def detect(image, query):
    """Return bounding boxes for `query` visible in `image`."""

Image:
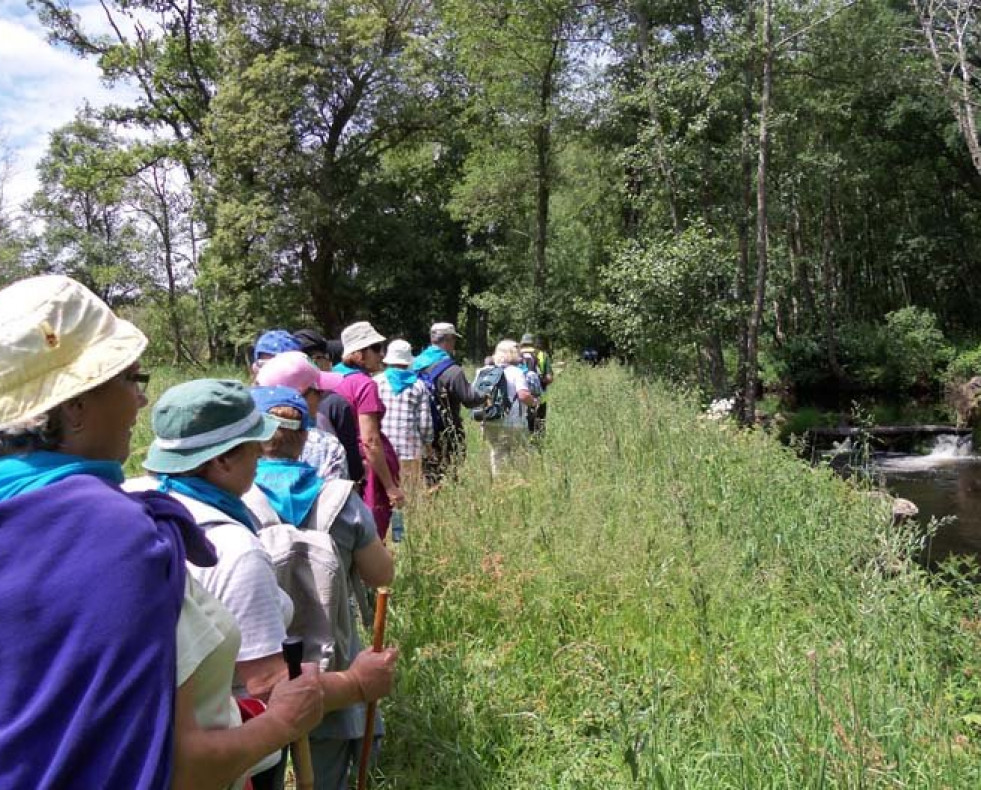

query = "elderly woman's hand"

[348,647,399,702]
[264,663,324,741]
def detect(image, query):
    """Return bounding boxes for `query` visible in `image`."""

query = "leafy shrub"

[880,306,953,391]
[946,346,981,383]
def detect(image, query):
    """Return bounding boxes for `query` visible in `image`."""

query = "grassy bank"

[378,364,981,788]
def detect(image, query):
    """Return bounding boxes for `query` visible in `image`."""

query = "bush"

[881,306,953,391]
[946,346,981,383]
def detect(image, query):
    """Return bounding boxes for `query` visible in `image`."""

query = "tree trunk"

[735,6,757,421]
[533,46,555,331]
[744,0,773,425]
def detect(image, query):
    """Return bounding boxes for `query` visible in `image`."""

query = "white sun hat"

[0,275,148,427]
[382,339,414,367]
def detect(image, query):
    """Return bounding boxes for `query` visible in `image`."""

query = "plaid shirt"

[300,426,349,481]
[374,374,433,460]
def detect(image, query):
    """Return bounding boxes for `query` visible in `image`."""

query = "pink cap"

[254,351,341,393]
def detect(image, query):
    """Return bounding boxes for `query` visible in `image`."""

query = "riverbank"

[380,364,981,787]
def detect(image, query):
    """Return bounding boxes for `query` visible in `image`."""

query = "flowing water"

[876,434,981,563]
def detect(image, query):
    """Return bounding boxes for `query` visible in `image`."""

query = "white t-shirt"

[500,365,529,427]
[177,574,242,730]
[177,575,279,788]
[125,477,293,668]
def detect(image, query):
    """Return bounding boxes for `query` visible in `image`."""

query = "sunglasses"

[123,370,152,394]
[367,343,384,354]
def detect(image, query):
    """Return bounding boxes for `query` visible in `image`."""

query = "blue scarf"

[411,345,451,373]
[332,363,362,377]
[156,474,257,534]
[0,451,124,501]
[384,367,418,396]
[253,458,323,526]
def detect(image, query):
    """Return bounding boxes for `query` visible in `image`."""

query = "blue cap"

[250,385,311,429]
[253,330,302,362]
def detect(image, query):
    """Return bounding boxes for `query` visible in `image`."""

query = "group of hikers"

[0,274,553,790]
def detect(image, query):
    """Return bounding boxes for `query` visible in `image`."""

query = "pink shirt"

[333,371,400,538]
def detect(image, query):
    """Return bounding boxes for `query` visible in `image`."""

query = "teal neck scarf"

[411,345,451,372]
[0,451,124,501]
[254,458,323,526]
[384,367,418,396]
[156,474,257,534]
[332,363,362,377]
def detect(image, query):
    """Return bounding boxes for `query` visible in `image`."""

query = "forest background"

[3,0,981,422]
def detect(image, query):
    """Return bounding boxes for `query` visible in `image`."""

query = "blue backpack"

[471,366,511,422]
[418,358,456,438]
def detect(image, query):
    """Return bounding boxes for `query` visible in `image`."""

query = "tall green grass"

[376,364,981,788]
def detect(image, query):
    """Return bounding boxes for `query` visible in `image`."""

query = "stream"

[876,435,981,564]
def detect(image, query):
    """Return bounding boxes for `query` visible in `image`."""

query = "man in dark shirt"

[293,328,365,484]
[412,321,485,482]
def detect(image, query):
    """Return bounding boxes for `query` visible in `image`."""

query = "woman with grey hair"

[482,339,538,477]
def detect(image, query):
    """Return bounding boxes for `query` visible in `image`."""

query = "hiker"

[254,350,348,481]
[251,330,304,379]
[482,339,538,477]
[333,321,405,539]
[519,333,554,434]
[411,321,484,482]
[375,339,433,491]
[243,386,395,790]
[132,379,398,789]
[0,275,206,788]
[293,329,364,484]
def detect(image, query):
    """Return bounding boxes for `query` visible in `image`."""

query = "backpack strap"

[306,479,355,533]
[425,357,456,385]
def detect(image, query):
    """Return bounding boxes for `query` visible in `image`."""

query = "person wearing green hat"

[130,379,398,790]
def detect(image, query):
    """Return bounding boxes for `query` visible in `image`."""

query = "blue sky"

[0,0,132,211]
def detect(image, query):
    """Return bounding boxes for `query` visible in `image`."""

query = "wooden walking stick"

[356,587,391,790]
[282,637,315,790]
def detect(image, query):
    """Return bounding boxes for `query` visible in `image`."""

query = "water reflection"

[878,449,981,563]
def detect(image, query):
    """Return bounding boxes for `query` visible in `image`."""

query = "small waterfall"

[927,434,974,458]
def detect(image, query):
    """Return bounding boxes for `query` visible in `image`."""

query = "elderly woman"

[243,386,394,789]
[332,322,405,538]
[0,276,324,790]
[133,379,398,789]
[482,339,537,478]
[374,339,433,491]
[0,275,194,788]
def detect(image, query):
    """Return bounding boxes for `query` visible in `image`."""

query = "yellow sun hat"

[0,275,148,427]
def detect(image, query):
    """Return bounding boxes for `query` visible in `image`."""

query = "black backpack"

[471,366,511,422]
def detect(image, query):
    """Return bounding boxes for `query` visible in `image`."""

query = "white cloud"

[0,1,140,212]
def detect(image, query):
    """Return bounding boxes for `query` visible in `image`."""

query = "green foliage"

[946,346,981,383]
[586,220,736,358]
[379,364,981,786]
[881,307,953,391]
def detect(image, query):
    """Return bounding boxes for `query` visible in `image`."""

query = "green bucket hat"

[144,379,278,474]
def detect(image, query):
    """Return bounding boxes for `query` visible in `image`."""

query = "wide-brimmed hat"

[520,332,536,346]
[144,379,278,474]
[254,351,341,393]
[253,330,302,362]
[0,275,147,427]
[382,339,414,367]
[430,321,461,341]
[250,385,311,430]
[341,321,386,357]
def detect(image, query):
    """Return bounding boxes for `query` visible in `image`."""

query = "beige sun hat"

[0,275,148,427]
[341,321,386,357]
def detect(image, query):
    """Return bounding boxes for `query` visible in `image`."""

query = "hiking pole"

[356,587,391,790]
[282,637,315,790]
